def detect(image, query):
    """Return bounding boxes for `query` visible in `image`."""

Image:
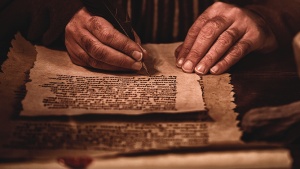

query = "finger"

[66,40,131,71]
[194,27,242,74]
[65,10,143,72]
[181,16,231,73]
[78,30,143,71]
[176,12,209,67]
[86,16,143,61]
[134,31,149,60]
[65,39,89,67]
[210,40,253,74]
[66,47,89,67]
[174,43,183,59]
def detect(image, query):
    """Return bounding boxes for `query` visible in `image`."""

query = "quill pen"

[82,0,150,75]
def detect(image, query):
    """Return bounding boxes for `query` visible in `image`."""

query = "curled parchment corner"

[241,101,300,143]
[0,32,37,116]
[293,32,300,78]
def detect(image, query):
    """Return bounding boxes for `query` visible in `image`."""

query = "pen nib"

[142,62,150,76]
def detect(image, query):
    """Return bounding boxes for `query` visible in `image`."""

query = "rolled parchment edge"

[293,32,300,78]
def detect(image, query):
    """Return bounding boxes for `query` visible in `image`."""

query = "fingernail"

[176,58,184,67]
[182,60,194,73]
[132,62,142,70]
[195,64,206,75]
[132,51,143,61]
[137,44,148,56]
[210,66,219,74]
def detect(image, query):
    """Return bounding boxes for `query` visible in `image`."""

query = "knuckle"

[218,36,231,46]
[227,40,252,61]
[226,28,240,37]
[80,35,94,52]
[69,54,86,66]
[199,13,209,21]
[220,58,231,68]
[203,53,215,65]
[88,58,100,68]
[248,27,264,44]
[76,51,88,62]
[219,28,240,46]
[225,6,244,18]
[200,25,216,39]
[187,25,201,38]
[80,35,108,60]
[88,17,118,40]
[195,13,210,27]
[88,16,114,39]
[99,27,114,41]
[231,6,243,16]
[228,45,244,59]
[88,16,104,31]
[71,58,84,66]
[91,45,107,60]
[213,1,226,7]
[80,35,89,48]
[188,15,209,38]
[189,49,203,60]
[241,40,253,52]
[116,57,127,68]
[65,20,78,35]
[180,46,191,56]
[65,23,73,33]
[119,38,131,52]
[211,16,227,28]
[203,46,223,66]
[200,16,227,39]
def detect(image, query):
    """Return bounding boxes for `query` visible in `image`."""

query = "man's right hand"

[65,7,146,72]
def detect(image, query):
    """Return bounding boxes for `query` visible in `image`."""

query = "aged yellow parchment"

[0,33,291,169]
[21,43,206,116]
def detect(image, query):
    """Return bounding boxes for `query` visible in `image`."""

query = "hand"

[65,7,146,72]
[175,2,278,75]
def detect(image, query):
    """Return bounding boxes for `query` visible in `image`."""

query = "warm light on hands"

[175,2,277,75]
[65,8,146,72]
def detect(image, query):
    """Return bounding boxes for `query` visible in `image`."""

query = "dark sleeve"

[0,0,83,46]
[246,0,300,49]
[225,0,300,50]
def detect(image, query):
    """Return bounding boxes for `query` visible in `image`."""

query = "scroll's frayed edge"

[199,74,241,143]
[198,77,208,112]
[0,32,36,116]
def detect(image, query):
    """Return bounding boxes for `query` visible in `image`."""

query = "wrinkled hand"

[65,7,146,72]
[175,2,277,75]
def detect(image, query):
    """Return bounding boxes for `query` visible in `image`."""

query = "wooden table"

[229,48,300,168]
[231,49,300,115]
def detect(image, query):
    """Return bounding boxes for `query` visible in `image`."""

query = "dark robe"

[1,0,300,56]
